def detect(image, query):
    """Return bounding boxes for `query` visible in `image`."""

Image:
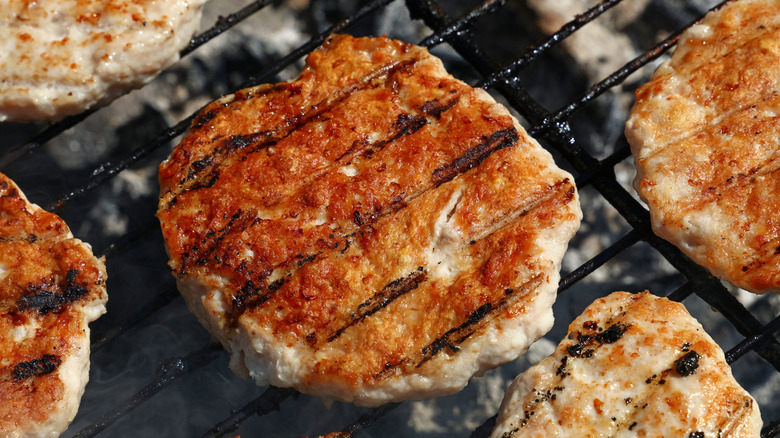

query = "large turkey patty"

[157,34,582,406]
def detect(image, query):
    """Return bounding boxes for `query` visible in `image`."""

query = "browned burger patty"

[625,0,780,293]
[491,291,762,437]
[0,172,108,437]
[157,34,582,406]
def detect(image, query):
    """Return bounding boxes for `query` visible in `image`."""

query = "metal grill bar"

[73,344,223,438]
[558,228,646,294]
[418,0,507,48]
[475,0,626,90]
[199,387,296,438]
[90,285,179,353]
[727,315,780,364]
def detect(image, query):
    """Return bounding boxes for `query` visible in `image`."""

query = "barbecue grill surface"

[1,0,779,437]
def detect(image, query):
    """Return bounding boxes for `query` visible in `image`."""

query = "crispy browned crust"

[158,34,580,403]
[626,0,780,293]
[491,292,762,437]
[0,173,107,435]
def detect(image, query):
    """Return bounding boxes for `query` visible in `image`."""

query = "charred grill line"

[390,113,428,140]
[185,132,269,181]
[17,269,88,314]
[230,252,319,320]
[465,179,575,250]
[171,59,421,203]
[231,280,269,315]
[12,354,62,380]
[566,322,629,358]
[417,302,491,366]
[324,266,428,344]
[420,92,460,119]
[431,127,518,187]
[336,108,430,164]
[415,274,544,368]
[179,209,248,274]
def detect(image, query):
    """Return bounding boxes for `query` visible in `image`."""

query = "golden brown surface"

[625,0,780,293]
[158,34,581,405]
[491,291,762,437]
[0,173,107,436]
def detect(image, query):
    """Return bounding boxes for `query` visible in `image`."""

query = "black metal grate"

[1,0,779,436]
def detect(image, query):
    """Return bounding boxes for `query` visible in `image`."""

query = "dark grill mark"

[415,275,543,368]
[339,110,428,164]
[556,356,568,377]
[1,187,18,198]
[268,278,286,292]
[171,59,420,203]
[296,253,319,267]
[335,139,370,162]
[420,93,459,119]
[17,269,89,314]
[188,156,214,179]
[325,267,428,344]
[180,131,269,188]
[232,280,266,314]
[392,113,427,136]
[431,127,519,187]
[566,336,593,358]
[418,302,493,364]
[13,354,62,380]
[191,84,290,129]
[187,170,221,192]
[191,108,220,130]
[595,322,628,343]
[675,350,700,376]
[231,253,321,318]
[353,210,363,226]
[566,322,629,358]
[231,132,274,155]
[18,290,65,314]
[179,209,248,273]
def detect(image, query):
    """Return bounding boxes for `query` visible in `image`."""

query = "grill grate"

[1,0,779,436]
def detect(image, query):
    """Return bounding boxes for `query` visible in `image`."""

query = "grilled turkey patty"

[491,291,762,438]
[158,34,582,406]
[0,0,206,122]
[0,172,108,437]
[626,0,780,294]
